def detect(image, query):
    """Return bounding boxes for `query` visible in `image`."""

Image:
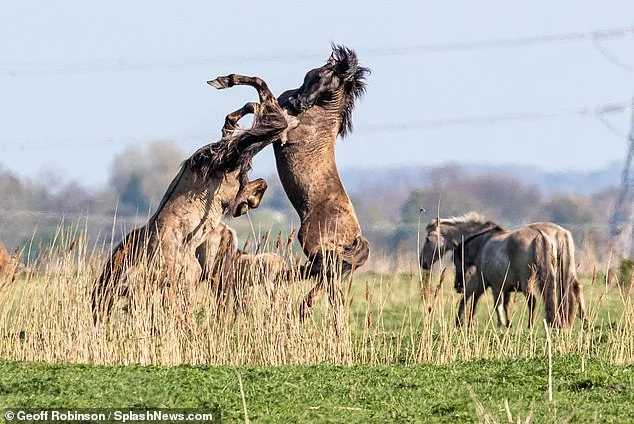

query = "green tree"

[108,141,184,215]
[392,188,426,250]
[120,173,150,213]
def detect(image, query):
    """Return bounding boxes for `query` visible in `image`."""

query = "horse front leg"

[502,291,513,328]
[578,286,588,326]
[456,292,471,327]
[230,178,268,218]
[456,277,479,327]
[219,102,258,140]
[209,74,288,144]
[468,287,487,326]
[208,74,276,105]
[491,287,508,328]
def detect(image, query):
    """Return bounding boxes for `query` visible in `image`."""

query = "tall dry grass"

[0,221,632,367]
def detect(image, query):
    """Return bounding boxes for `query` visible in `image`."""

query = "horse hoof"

[207,76,230,89]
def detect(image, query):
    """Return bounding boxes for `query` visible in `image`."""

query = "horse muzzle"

[287,94,310,113]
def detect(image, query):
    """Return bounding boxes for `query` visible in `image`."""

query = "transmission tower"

[608,97,634,260]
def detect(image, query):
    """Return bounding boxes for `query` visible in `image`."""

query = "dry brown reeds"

[0,221,633,367]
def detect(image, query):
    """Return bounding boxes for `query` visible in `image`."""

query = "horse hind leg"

[574,279,588,327]
[525,292,537,329]
[492,287,508,328]
[299,277,326,323]
[299,252,343,324]
[91,281,116,326]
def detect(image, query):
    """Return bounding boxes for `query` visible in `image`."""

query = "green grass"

[1,241,633,422]
[1,355,632,423]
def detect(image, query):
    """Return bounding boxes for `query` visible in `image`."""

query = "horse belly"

[298,204,362,256]
[479,243,518,292]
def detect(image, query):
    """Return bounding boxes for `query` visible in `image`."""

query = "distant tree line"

[0,142,618,264]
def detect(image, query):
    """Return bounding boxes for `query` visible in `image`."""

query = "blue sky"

[1,1,633,189]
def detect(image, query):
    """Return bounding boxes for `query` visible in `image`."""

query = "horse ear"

[326,52,336,66]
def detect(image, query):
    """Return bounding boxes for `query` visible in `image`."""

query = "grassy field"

[0,230,633,422]
[2,356,633,422]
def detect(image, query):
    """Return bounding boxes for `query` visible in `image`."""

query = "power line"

[2,25,633,77]
[1,100,630,150]
[592,38,634,73]
[364,25,634,56]
[361,102,631,133]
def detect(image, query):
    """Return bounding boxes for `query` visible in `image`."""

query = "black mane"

[185,138,252,184]
[330,44,370,138]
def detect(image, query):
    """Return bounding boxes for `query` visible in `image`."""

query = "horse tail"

[91,228,144,325]
[555,232,574,328]
[534,230,559,327]
[92,246,122,325]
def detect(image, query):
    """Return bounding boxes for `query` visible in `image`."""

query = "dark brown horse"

[274,45,371,321]
[92,75,290,324]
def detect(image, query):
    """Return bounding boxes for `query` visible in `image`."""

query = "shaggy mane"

[426,212,492,231]
[329,44,370,138]
[186,137,252,183]
[442,212,491,226]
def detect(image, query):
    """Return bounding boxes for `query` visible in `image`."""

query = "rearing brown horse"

[274,45,371,320]
[92,74,290,325]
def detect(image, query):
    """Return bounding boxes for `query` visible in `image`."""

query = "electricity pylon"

[608,98,634,260]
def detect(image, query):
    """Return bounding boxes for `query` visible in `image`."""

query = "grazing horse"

[92,75,291,324]
[274,44,371,321]
[420,213,586,328]
[451,221,557,328]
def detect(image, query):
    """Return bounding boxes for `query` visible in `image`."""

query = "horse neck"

[148,167,225,245]
[460,228,500,266]
[442,221,501,248]
[274,104,348,219]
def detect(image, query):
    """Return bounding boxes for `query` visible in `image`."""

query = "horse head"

[283,44,370,137]
[420,219,445,270]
